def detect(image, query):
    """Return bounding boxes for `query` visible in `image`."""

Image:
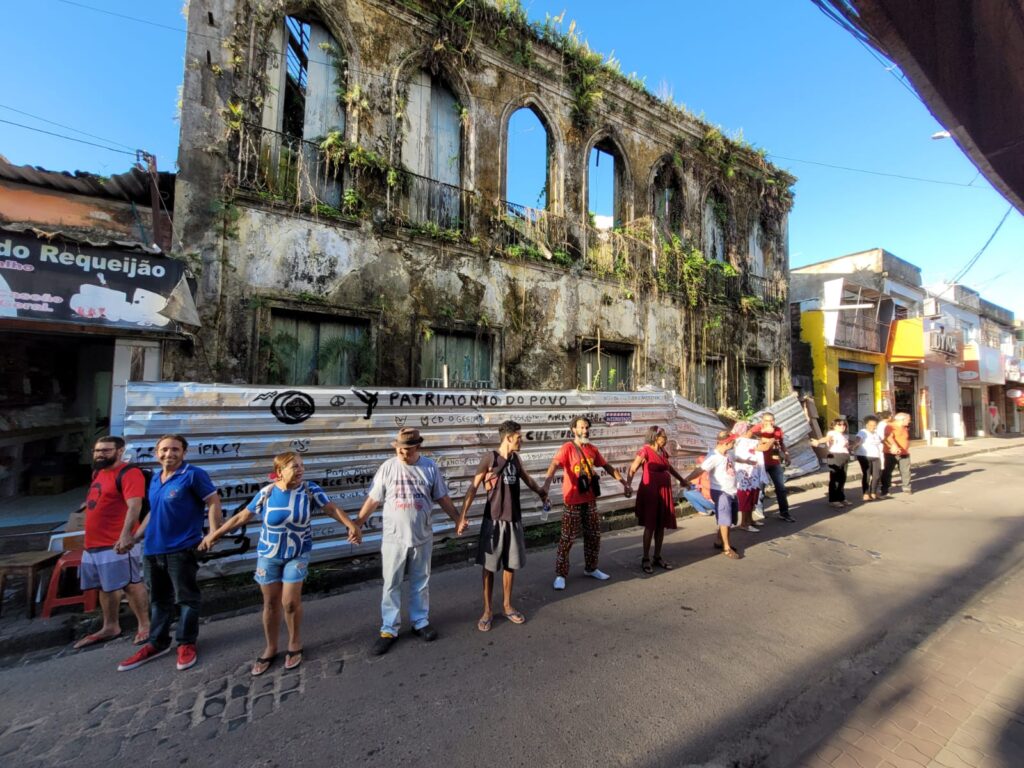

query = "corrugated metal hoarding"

[124,384,813,577]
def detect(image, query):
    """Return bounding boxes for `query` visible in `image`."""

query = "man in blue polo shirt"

[117,434,222,672]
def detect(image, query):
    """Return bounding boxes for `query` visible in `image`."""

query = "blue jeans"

[682,489,716,514]
[380,540,432,636]
[145,547,201,648]
[764,464,789,514]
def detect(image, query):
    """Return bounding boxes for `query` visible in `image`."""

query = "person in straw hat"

[355,427,465,656]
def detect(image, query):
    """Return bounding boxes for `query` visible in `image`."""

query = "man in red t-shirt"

[541,416,631,590]
[73,436,151,649]
[751,411,794,522]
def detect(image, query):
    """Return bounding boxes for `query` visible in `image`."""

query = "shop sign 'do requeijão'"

[0,233,185,331]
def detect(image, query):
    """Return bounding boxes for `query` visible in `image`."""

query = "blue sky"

[3,0,1022,315]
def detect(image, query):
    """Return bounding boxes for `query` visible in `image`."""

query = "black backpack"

[113,464,154,521]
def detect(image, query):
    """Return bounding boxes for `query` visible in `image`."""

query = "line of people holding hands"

[78,412,802,677]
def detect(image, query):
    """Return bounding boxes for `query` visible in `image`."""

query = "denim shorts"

[710,489,738,527]
[254,554,310,585]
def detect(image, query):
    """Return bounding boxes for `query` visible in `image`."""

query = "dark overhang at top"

[813,1,1024,213]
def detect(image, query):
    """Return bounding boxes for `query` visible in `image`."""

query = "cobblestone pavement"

[0,645,352,764]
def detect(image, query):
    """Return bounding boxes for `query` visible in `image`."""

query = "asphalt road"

[1,448,1023,768]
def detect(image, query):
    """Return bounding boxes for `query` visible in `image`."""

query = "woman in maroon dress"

[626,426,686,573]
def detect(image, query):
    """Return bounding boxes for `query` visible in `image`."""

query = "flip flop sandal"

[641,557,653,574]
[251,654,277,676]
[133,630,150,645]
[73,631,122,649]
[503,611,526,625]
[653,557,673,570]
[724,549,743,560]
[477,616,493,632]
[284,649,303,670]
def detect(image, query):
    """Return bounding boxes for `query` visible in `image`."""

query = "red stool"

[41,550,98,618]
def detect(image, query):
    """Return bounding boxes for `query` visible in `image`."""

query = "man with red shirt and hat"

[73,436,151,649]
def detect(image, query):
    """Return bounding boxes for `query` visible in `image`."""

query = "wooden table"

[0,551,61,619]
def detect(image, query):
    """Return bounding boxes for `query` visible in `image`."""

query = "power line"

[0,103,136,151]
[949,206,1014,284]
[0,118,137,156]
[56,0,185,33]
[765,154,988,189]
[38,0,996,194]
[809,0,924,105]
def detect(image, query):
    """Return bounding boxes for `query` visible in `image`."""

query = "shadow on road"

[630,496,1024,766]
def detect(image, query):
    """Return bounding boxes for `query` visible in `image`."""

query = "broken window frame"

[693,358,722,409]
[419,328,496,389]
[577,340,635,391]
[586,136,628,230]
[702,192,728,263]
[244,14,347,207]
[650,159,684,238]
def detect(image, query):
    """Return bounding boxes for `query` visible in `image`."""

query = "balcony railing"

[834,313,888,352]
[744,273,785,308]
[493,201,570,261]
[236,123,344,208]
[394,171,474,232]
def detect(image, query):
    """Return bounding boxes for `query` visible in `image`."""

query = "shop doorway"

[893,367,920,438]
[961,387,980,437]
[0,333,114,505]
[838,360,876,431]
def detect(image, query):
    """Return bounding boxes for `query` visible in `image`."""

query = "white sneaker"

[553,576,566,590]
[741,525,760,533]
[584,569,610,580]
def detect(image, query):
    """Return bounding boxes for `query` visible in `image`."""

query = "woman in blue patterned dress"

[200,452,361,675]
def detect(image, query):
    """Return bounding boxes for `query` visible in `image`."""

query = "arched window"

[401,70,463,228]
[588,138,624,229]
[505,107,549,211]
[246,15,346,205]
[651,159,683,237]
[702,193,727,262]
[748,221,766,277]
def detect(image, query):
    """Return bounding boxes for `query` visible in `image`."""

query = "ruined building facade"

[171,0,795,409]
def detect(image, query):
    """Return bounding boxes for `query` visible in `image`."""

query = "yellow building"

[799,307,886,429]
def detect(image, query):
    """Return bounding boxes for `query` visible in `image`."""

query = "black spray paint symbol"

[353,389,379,419]
[270,391,316,425]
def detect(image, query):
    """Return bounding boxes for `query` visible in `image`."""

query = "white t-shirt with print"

[368,456,450,547]
[700,451,737,494]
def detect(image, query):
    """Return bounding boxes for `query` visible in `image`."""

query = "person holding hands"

[459,420,547,631]
[200,451,361,675]
[542,416,632,590]
[626,426,686,573]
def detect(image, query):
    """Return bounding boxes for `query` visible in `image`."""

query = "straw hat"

[392,427,424,447]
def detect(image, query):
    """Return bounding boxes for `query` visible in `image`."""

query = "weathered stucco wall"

[170,0,794,409]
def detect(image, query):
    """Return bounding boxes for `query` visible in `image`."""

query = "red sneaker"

[117,644,170,671]
[176,643,197,671]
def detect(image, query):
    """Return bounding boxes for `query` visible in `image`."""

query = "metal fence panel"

[124,384,813,577]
